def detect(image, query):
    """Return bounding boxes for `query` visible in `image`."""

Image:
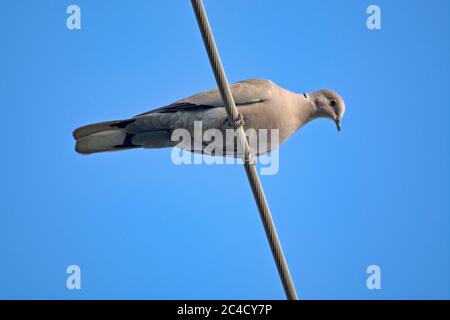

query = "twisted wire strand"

[191,0,298,300]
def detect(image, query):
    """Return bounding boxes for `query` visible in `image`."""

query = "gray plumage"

[73,79,345,156]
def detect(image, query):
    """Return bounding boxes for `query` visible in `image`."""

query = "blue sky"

[0,0,449,299]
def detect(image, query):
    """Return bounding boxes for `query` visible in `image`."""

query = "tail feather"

[73,119,139,155]
[73,117,177,155]
[73,119,135,140]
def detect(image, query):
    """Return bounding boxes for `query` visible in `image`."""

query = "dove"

[73,79,345,156]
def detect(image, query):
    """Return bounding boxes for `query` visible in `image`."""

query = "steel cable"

[191,0,298,300]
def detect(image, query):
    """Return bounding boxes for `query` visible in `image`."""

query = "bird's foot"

[244,157,257,165]
[244,147,257,165]
[227,113,245,129]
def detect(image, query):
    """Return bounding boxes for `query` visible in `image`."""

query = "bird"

[73,79,345,157]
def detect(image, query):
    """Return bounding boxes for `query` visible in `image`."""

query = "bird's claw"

[244,147,256,165]
[244,157,257,165]
[227,113,245,129]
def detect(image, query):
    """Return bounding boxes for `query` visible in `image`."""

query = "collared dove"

[73,79,345,156]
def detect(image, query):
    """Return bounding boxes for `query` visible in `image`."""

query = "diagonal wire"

[190,0,298,300]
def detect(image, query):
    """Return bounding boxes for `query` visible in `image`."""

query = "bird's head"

[303,89,345,131]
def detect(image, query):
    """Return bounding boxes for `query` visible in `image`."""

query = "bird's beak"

[335,118,342,132]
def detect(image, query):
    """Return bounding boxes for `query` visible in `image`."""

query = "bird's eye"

[329,99,337,107]
[302,93,308,100]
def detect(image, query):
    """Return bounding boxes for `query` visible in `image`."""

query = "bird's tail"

[73,119,139,155]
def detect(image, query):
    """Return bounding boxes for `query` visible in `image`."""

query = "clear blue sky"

[1,0,449,299]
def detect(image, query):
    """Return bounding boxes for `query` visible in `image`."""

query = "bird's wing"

[136,79,274,116]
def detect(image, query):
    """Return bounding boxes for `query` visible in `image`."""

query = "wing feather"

[135,79,273,117]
